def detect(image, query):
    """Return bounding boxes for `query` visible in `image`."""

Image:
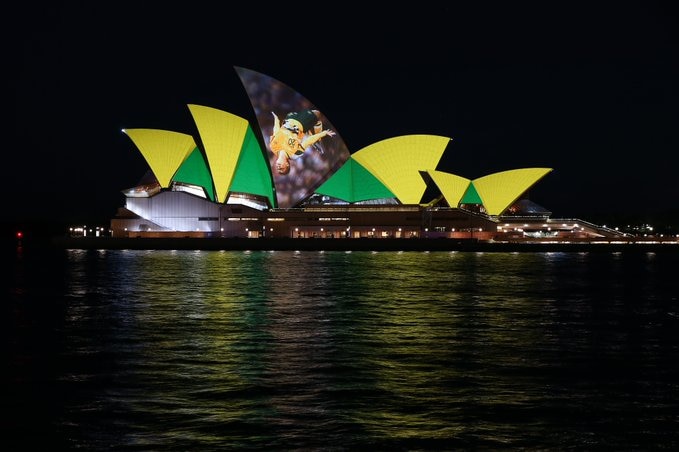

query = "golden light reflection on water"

[60,250,581,440]
[52,249,679,448]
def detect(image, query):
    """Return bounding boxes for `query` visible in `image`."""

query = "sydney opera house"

[109,67,626,244]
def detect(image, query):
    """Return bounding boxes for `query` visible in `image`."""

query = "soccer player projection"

[235,67,351,208]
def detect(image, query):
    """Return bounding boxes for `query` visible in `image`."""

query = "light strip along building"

[110,67,623,242]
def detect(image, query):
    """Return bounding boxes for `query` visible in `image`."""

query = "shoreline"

[46,236,679,253]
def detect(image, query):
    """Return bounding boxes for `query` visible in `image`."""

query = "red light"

[16,231,23,239]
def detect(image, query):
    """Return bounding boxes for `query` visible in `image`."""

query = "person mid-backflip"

[269,109,336,175]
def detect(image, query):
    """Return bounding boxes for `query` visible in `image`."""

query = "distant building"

[111,67,624,243]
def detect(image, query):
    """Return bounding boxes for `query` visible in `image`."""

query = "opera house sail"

[109,66,626,243]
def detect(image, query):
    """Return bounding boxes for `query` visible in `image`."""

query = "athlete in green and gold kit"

[269,109,336,175]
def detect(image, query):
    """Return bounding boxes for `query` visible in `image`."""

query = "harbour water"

[4,246,679,450]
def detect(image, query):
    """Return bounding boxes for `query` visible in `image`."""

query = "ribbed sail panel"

[473,168,553,216]
[461,183,483,204]
[234,66,351,208]
[188,104,248,204]
[314,158,354,202]
[122,129,196,188]
[424,170,471,207]
[315,159,395,203]
[230,126,276,207]
[352,135,451,205]
[172,147,215,201]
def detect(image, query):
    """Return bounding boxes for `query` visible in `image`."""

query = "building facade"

[110,67,626,243]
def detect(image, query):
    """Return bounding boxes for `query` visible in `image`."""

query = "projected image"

[270,109,336,175]
[235,67,351,208]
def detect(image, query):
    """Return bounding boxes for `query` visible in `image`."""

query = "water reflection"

[6,249,678,449]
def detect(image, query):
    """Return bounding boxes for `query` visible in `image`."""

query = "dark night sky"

[12,1,679,227]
